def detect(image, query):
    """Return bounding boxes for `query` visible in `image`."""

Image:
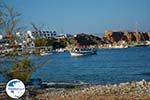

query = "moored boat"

[70,47,96,56]
[113,44,128,49]
[40,52,53,56]
[40,50,53,56]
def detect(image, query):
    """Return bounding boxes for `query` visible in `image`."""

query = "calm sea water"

[1,47,150,84]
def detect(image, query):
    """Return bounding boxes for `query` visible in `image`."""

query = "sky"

[4,0,150,35]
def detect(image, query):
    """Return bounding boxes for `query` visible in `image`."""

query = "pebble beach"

[35,80,150,100]
[1,80,150,100]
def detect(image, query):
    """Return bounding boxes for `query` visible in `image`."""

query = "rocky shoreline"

[1,80,150,100]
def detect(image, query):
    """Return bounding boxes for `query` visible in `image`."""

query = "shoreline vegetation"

[1,80,150,100]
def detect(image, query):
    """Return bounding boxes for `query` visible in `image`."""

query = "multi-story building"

[26,30,57,39]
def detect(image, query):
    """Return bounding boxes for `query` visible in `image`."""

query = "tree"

[6,58,35,82]
[0,1,51,84]
[34,38,48,47]
[0,2,21,44]
[4,6,21,33]
[30,22,45,31]
[30,22,40,31]
[67,38,78,47]
[0,57,35,83]
[0,1,35,82]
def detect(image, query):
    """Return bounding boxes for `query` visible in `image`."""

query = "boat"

[40,50,53,56]
[55,48,66,52]
[113,44,128,49]
[40,52,53,56]
[70,47,96,56]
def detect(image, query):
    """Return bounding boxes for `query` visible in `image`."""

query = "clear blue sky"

[4,0,150,34]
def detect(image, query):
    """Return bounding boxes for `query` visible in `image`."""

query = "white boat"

[70,47,96,56]
[40,51,53,56]
[112,44,128,49]
[55,48,66,52]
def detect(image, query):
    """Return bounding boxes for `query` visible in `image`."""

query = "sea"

[0,47,150,84]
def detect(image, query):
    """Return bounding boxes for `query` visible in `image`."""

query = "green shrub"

[7,58,34,82]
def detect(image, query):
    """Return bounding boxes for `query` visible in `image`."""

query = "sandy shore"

[1,80,150,100]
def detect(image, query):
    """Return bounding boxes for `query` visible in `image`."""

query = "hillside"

[104,31,150,43]
[74,33,108,45]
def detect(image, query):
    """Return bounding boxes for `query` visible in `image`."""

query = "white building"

[26,30,57,39]
[0,35,3,40]
[55,34,73,39]
[16,32,36,49]
[16,30,57,49]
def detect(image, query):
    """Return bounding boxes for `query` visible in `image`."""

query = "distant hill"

[104,31,150,43]
[74,33,108,45]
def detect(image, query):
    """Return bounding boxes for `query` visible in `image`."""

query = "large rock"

[104,31,150,43]
[75,33,107,45]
